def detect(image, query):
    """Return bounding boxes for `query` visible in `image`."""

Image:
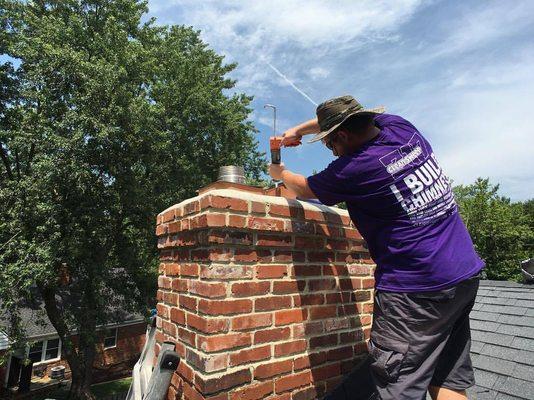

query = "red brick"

[275,309,308,326]
[327,346,354,361]
[208,248,233,262]
[250,201,265,213]
[255,265,288,279]
[292,386,321,400]
[293,294,324,307]
[172,278,188,292]
[324,318,351,332]
[232,282,270,297]
[206,213,227,227]
[180,263,200,277]
[188,280,226,298]
[164,263,180,276]
[156,224,166,236]
[230,381,273,400]
[157,303,169,318]
[198,299,253,315]
[303,209,325,222]
[342,228,362,240]
[162,320,177,336]
[187,313,229,334]
[228,215,246,228]
[162,209,176,223]
[170,308,185,325]
[178,327,196,346]
[347,264,373,276]
[168,221,182,235]
[293,355,311,371]
[186,349,228,373]
[308,279,336,291]
[285,220,315,234]
[273,280,306,294]
[247,217,284,231]
[200,230,252,246]
[292,265,322,277]
[254,359,293,379]
[269,204,304,219]
[229,345,271,366]
[340,330,364,344]
[158,276,172,289]
[314,224,339,237]
[197,332,251,353]
[274,339,307,357]
[275,370,312,393]
[256,234,292,247]
[323,264,348,276]
[234,249,258,262]
[178,361,195,384]
[200,264,253,280]
[232,313,272,331]
[294,236,325,249]
[189,249,209,262]
[309,305,338,320]
[183,382,204,400]
[183,200,200,215]
[310,333,338,348]
[308,251,335,262]
[254,296,291,312]
[179,295,197,312]
[254,327,291,344]
[311,363,341,382]
[195,368,251,395]
[201,195,248,212]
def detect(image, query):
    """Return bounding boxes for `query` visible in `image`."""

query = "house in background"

[0,300,147,397]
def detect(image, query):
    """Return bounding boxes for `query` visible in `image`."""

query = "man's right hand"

[280,127,303,147]
[280,118,320,147]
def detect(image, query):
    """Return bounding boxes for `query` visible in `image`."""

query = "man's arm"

[280,118,320,147]
[268,163,316,199]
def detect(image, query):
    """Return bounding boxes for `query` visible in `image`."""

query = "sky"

[145,0,534,201]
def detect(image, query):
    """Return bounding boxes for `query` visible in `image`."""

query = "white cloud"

[146,0,534,200]
[148,0,424,96]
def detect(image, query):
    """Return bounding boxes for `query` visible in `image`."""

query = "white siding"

[0,332,8,350]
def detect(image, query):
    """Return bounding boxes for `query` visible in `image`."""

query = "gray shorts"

[368,272,481,400]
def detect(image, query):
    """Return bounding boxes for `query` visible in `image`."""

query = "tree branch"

[0,141,13,180]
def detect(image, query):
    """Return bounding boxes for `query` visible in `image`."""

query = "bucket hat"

[308,95,385,143]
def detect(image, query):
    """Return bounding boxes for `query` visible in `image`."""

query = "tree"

[0,1,267,398]
[454,178,533,281]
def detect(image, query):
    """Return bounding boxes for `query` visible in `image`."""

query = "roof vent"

[521,258,534,283]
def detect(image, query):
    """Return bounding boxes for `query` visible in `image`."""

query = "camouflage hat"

[307,95,385,143]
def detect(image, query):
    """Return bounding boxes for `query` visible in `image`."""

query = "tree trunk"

[69,357,96,400]
[40,285,97,400]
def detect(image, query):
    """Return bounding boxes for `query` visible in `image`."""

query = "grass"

[91,377,132,398]
[32,377,132,400]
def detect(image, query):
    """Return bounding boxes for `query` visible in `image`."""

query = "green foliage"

[0,0,266,397]
[454,178,533,281]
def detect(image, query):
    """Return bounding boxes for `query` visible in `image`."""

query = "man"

[268,95,484,400]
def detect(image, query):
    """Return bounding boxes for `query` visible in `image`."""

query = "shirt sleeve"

[306,158,354,206]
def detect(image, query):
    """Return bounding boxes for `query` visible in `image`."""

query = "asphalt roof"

[1,297,146,340]
[449,280,534,400]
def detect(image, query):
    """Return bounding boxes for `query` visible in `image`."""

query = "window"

[28,342,44,363]
[44,338,60,360]
[103,328,117,349]
[27,338,61,364]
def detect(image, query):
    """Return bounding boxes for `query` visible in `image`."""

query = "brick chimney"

[155,183,375,400]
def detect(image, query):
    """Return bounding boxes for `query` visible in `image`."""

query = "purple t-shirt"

[307,114,484,292]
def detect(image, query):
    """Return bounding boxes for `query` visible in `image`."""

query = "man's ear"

[336,129,349,143]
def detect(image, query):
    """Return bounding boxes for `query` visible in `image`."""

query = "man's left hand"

[268,163,285,180]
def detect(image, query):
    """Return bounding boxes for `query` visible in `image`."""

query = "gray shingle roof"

[1,297,146,341]
[466,280,534,400]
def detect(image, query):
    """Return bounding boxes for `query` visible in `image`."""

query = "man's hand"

[280,128,303,147]
[268,163,286,180]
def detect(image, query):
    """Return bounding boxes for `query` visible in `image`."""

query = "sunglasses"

[321,133,337,150]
